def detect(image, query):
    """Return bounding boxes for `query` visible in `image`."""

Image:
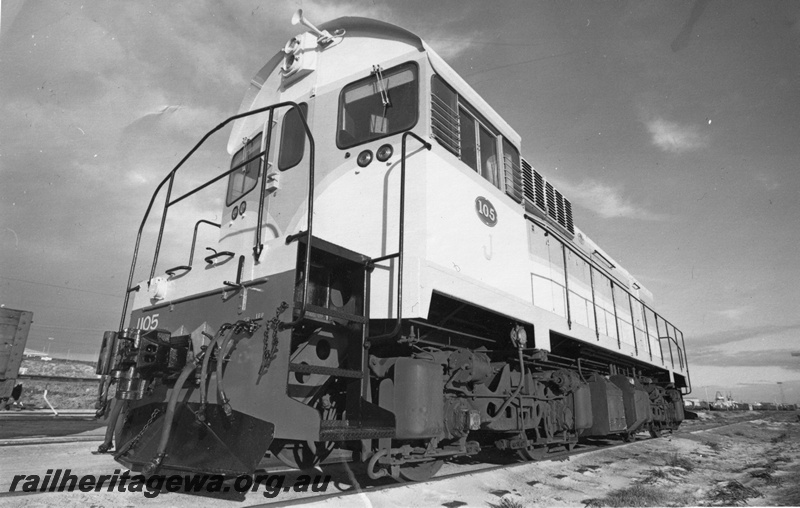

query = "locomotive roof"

[230,16,522,153]
[319,17,522,147]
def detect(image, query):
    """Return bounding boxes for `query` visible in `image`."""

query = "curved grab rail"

[164,219,222,277]
[204,248,235,265]
[366,131,431,342]
[165,265,191,278]
[119,102,314,332]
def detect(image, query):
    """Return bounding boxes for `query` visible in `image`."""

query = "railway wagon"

[1,308,33,409]
[94,12,691,482]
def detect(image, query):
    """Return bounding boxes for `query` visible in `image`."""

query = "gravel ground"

[297,411,800,508]
[2,411,798,507]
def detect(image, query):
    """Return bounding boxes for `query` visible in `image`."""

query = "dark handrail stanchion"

[367,131,431,343]
[254,109,275,261]
[119,173,179,331]
[189,220,221,267]
[677,328,691,394]
[165,220,221,277]
[272,105,315,330]
[149,174,176,282]
[118,101,311,333]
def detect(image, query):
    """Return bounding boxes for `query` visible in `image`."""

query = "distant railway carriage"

[1,308,32,409]
[94,12,690,482]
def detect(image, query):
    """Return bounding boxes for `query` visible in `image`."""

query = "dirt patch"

[571,412,800,507]
[373,411,800,508]
[11,358,97,409]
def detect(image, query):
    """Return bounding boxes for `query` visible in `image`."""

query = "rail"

[367,131,431,342]
[18,374,99,383]
[525,213,692,395]
[164,219,221,277]
[119,102,314,332]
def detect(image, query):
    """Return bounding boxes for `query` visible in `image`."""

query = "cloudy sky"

[1,0,799,403]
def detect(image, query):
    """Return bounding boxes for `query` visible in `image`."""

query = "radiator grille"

[565,199,574,233]
[431,92,460,156]
[534,169,546,211]
[546,182,557,220]
[555,189,565,225]
[521,158,534,203]
[504,156,523,203]
[521,160,574,234]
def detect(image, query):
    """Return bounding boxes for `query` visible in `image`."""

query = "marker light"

[376,144,393,162]
[357,150,373,167]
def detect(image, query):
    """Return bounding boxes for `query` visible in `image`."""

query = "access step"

[288,363,364,379]
[304,304,368,324]
[319,420,395,441]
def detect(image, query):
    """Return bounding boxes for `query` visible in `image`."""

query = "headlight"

[357,150,373,167]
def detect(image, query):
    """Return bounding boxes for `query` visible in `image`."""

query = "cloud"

[550,178,667,220]
[300,0,474,59]
[687,322,800,374]
[691,323,800,349]
[645,117,709,153]
[713,306,750,321]
[691,348,800,371]
[690,365,800,402]
[423,37,474,59]
[754,172,780,191]
[300,0,392,27]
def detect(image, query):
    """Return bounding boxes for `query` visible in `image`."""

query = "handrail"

[367,131,431,342]
[679,329,692,394]
[253,109,275,261]
[118,101,313,332]
[165,219,221,277]
[189,220,221,266]
[275,102,316,329]
[204,248,235,265]
[525,212,689,376]
[169,149,266,208]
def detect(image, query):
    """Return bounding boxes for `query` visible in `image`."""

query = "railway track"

[0,411,785,506]
[259,412,778,507]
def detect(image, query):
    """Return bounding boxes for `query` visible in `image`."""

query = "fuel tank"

[610,375,652,433]
[586,375,627,436]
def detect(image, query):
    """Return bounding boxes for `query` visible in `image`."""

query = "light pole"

[794,352,800,405]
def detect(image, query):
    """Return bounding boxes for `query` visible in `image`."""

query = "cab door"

[219,104,310,277]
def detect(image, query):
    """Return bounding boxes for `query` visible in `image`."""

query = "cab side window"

[278,103,308,171]
[431,74,521,201]
[226,134,262,205]
[459,108,477,171]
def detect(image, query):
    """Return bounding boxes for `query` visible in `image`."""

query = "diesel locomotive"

[93,12,691,482]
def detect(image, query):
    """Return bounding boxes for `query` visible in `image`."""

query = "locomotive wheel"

[270,439,334,470]
[397,459,444,482]
[649,427,664,438]
[517,445,548,461]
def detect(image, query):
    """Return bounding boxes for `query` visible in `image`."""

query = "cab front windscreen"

[336,62,418,149]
